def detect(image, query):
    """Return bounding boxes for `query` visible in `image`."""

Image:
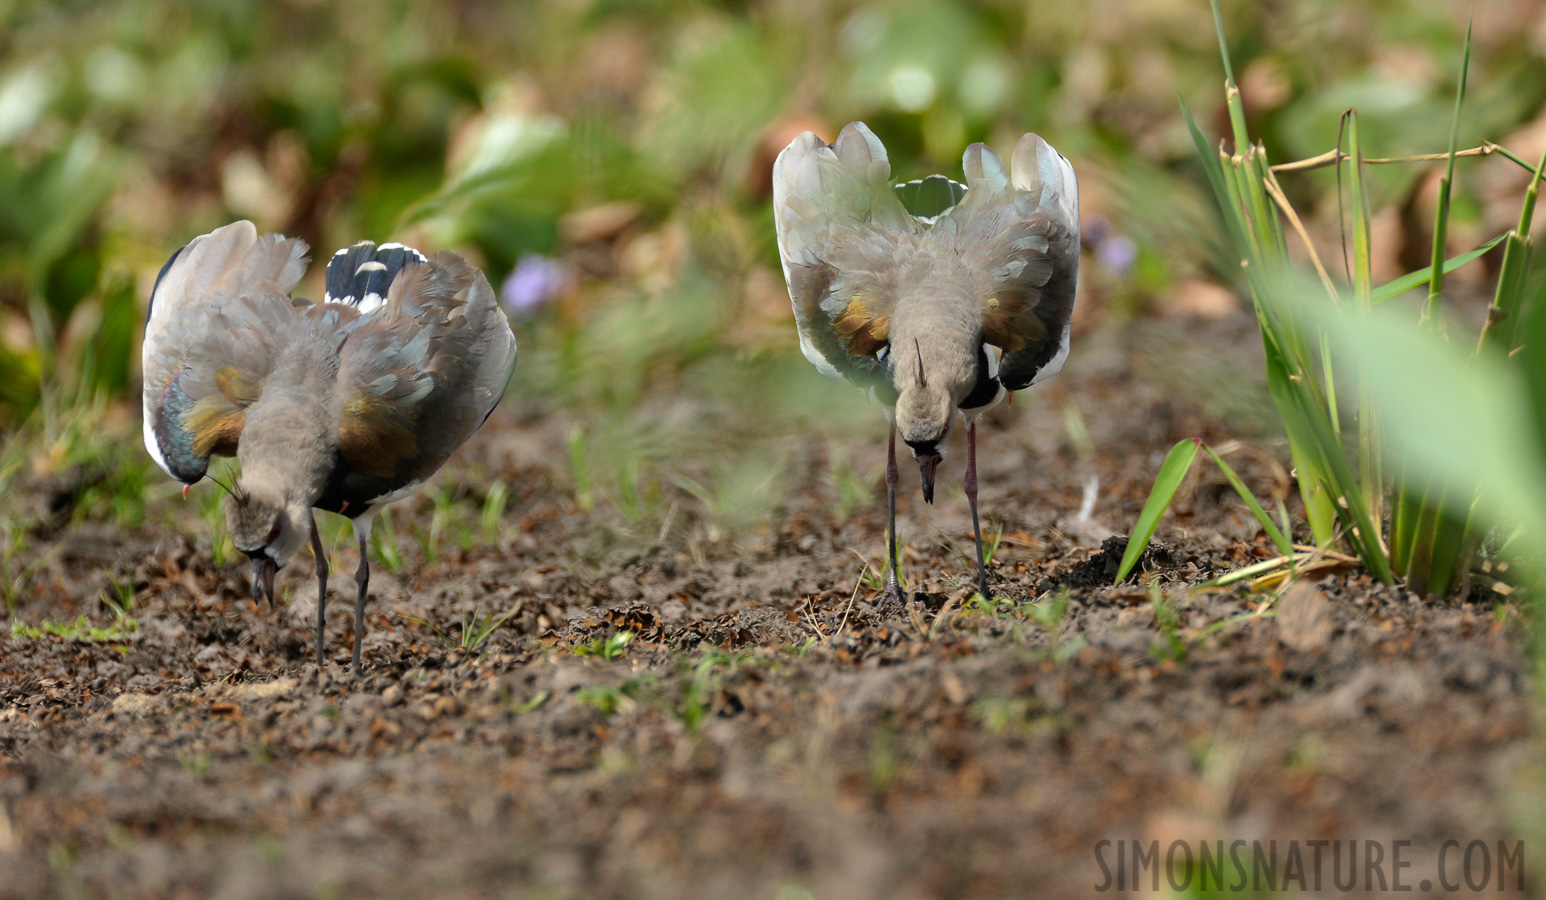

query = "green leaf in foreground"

[1116,439,1201,583]
[1313,300,1546,562]
[1370,233,1507,305]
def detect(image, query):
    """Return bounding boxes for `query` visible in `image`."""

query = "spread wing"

[142,220,308,484]
[773,124,1079,398]
[772,122,921,398]
[323,248,517,512]
[944,133,1080,391]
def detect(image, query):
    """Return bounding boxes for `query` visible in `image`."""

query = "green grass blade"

[1264,347,1337,546]
[1203,445,1294,557]
[1116,439,1201,583]
[1345,111,1374,312]
[1393,21,1473,592]
[1524,273,1546,472]
[1480,144,1546,353]
[1425,492,1472,595]
[1345,111,1383,535]
[1320,330,1340,437]
[1425,19,1472,325]
[1290,385,1394,582]
[1180,97,1237,233]
[1209,0,1250,157]
[1372,233,1507,304]
[1197,555,1296,588]
[1390,461,1416,574]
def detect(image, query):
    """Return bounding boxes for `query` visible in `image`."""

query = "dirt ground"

[1,313,1537,899]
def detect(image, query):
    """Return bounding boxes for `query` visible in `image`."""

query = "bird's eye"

[266,522,282,543]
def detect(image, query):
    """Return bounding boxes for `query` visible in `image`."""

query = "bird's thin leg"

[352,530,370,673]
[880,422,906,608]
[965,420,992,602]
[309,516,328,669]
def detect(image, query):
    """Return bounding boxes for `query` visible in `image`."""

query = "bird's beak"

[918,454,941,505]
[251,558,278,608]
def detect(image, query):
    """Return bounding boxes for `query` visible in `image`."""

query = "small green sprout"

[573,630,635,660]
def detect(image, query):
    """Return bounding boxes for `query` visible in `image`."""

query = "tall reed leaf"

[1372,234,1506,304]
[1312,300,1546,561]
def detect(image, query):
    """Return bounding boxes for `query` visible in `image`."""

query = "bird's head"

[894,334,975,504]
[896,380,952,505]
[225,481,308,607]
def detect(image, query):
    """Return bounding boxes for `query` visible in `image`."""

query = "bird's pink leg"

[965,421,992,601]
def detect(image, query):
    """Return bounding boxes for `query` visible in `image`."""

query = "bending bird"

[143,221,517,670]
[772,122,1079,604]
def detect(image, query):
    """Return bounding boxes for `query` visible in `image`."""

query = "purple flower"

[1096,235,1138,277]
[500,254,572,317]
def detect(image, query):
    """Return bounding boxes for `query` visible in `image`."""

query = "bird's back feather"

[323,250,516,515]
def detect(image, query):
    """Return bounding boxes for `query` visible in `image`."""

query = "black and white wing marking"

[325,241,430,313]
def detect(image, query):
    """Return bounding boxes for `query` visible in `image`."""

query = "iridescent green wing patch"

[894,174,966,220]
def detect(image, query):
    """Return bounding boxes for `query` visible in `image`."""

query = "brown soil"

[1,316,1536,899]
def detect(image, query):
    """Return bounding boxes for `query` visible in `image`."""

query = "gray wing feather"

[946,134,1080,391]
[142,220,309,482]
[772,122,917,390]
[334,252,516,493]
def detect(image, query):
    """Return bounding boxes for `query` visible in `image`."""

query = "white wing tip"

[141,400,175,480]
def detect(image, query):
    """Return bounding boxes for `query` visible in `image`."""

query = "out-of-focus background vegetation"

[1,0,1544,543]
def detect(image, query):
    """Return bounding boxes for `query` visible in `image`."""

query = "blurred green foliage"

[1,0,1544,545]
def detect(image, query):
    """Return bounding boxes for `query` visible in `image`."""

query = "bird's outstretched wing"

[142,220,308,484]
[944,133,1080,391]
[772,122,920,397]
[323,247,517,512]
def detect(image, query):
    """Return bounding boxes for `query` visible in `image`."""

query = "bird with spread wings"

[773,122,1079,605]
[143,221,517,670]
